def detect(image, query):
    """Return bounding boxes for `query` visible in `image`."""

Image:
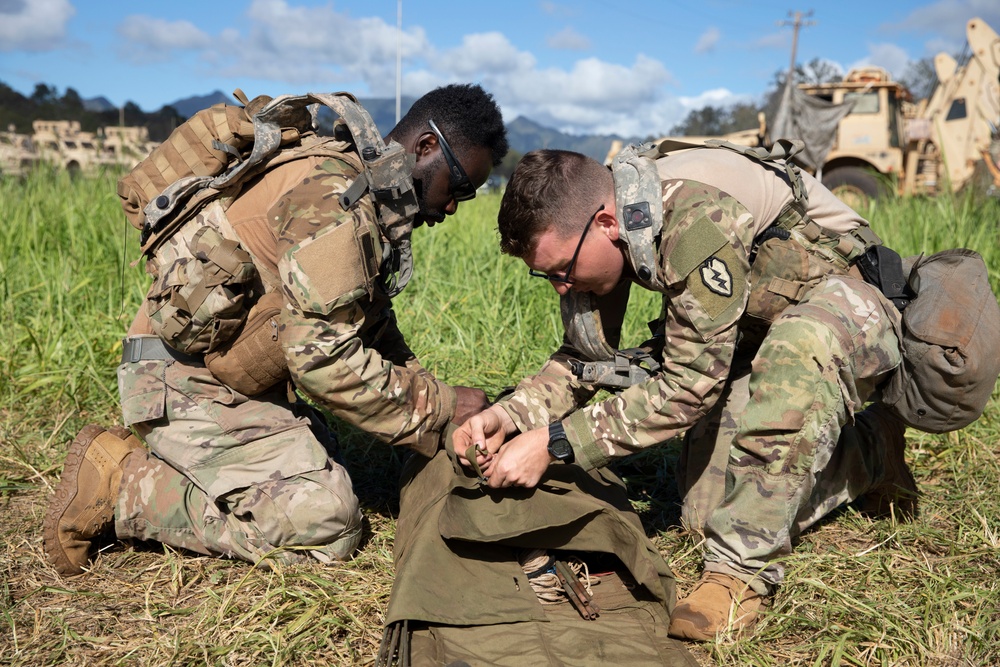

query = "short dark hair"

[497,149,612,257]
[393,84,508,166]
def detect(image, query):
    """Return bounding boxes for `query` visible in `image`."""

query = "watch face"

[549,438,573,460]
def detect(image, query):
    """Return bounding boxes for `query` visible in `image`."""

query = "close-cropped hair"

[497,149,612,258]
[393,84,509,166]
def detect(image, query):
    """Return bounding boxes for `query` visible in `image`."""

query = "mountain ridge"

[123,90,640,162]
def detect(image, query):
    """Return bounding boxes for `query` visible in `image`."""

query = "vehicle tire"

[822,166,883,211]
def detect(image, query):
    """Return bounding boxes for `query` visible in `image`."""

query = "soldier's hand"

[452,386,490,425]
[453,404,516,468]
[483,427,551,489]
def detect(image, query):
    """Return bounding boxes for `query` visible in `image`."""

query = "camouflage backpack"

[117,92,419,393]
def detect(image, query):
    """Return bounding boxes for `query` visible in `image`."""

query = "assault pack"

[117,91,419,394]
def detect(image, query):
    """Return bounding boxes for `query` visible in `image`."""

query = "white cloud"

[476,54,680,136]
[116,0,430,95]
[430,32,537,78]
[850,43,911,80]
[539,1,576,18]
[751,31,790,50]
[116,15,212,63]
[0,0,74,52]
[678,88,751,110]
[887,1,1000,56]
[694,27,721,54]
[107,0,702,136]
[893,0,1000,38]
[226,0,429,96]
[547,26,591,51]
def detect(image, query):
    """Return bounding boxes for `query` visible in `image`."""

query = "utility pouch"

[205,290,290,396]
[855,245,915,311]
[145,202,259,355]
[744,235,847,325]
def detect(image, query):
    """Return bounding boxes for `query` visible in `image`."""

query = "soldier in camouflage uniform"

[44,84,508,575]
[453,146,915,641]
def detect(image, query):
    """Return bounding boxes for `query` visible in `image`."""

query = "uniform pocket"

[745,237,843,325]
[118,359,167,426]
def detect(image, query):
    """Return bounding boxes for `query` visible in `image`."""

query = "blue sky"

[2,0,998,136]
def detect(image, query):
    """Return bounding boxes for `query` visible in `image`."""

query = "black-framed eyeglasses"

[428,119,477,202]
[528,204,606,284]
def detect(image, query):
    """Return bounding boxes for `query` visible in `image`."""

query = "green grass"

[1,168,999,665]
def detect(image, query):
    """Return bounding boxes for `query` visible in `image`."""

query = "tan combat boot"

[854,404,919,519]
[43,424,144,575]
[668,571,767,641]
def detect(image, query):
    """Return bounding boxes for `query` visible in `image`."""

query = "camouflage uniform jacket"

[153,149,456,457]
[498,148,871,470]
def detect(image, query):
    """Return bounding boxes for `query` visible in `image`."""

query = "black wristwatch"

[547,422,575,464]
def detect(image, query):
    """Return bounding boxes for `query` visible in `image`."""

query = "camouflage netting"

[771,77,855,172]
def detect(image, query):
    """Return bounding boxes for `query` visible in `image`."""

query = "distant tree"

[726,101,762,132]
[1,78,187,142]
[670,106,726,136]
[122,101,143,125]
[31,83,58,105]
[797,58,844,86]
[62,87,83,112]
[144,106,185,142]
[670,101,761,137]
[899,56,939,101]
[494,148,523,179]
[0,81,36,132]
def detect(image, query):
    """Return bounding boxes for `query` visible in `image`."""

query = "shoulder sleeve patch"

[667,215,728,280]
[685,242,746,322]
[283,220,379,315]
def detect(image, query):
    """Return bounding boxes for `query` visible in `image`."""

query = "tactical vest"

[120,92,419,395]
[565,139,882,389]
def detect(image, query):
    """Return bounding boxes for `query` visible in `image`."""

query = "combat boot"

[43,424,144,575]
[668,571,767,641]
[854,404,918,519]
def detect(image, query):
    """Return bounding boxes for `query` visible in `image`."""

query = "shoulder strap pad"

[610,142,666,291]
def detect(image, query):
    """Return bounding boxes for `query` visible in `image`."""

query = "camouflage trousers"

[115,343,363,566]
[676,276,903,593]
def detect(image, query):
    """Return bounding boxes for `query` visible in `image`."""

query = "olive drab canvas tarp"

[377,446,699,667]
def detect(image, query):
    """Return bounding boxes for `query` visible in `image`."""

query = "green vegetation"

[1,169,998,665]
[0,81,186,141]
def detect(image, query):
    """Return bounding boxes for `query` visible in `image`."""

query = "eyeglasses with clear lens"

[528,204,606,284]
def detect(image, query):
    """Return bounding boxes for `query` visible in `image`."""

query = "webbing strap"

[652,137,808,206]
[121,336,204,365]
[705,138,808,205]
[570,347,662,389]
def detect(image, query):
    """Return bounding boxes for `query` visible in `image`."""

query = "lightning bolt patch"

[700,257,733,297]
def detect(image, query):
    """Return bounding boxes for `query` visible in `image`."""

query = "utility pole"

[777,10,816,79]
[395,0,402,125]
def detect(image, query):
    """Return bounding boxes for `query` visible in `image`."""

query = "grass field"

[1,168,999,666]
